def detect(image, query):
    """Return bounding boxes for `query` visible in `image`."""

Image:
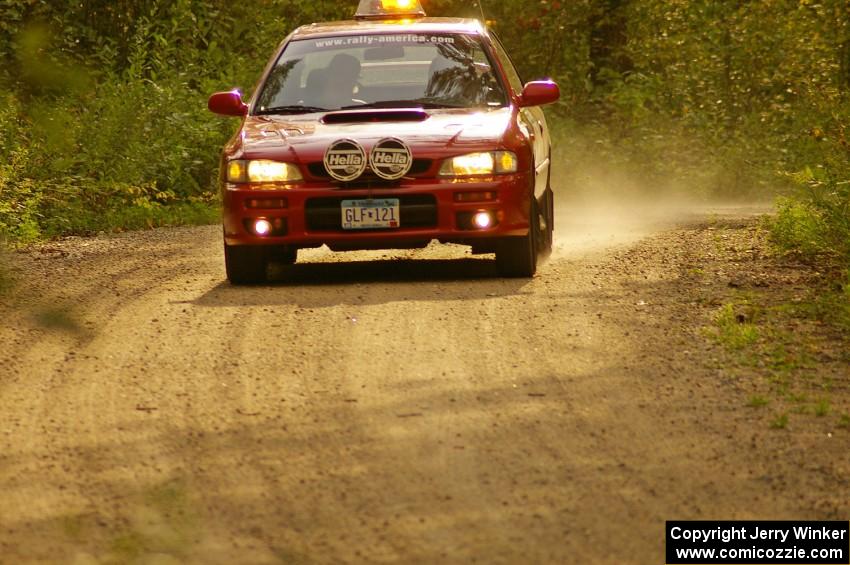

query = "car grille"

[307,159,433,184]
[305,195,438,231]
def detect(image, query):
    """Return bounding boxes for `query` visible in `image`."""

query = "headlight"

[226,160,303,185]
[439,151,518,177]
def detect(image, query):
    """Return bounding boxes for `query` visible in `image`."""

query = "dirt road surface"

[1,201,845,564]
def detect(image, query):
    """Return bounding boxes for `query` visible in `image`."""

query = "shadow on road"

[188,257,531,308]
[267,257,502,285]
[0,368,626,563]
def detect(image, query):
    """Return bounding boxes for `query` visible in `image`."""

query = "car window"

[255,33,508,113]
[490,34,524,95]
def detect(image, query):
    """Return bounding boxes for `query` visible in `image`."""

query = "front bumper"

[222,173,533,250]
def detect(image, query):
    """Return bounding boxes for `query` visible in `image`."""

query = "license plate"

[341,199,400,230]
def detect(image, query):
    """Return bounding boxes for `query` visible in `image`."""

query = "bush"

[770,198,832,259]
[770,124,850,269]
[0,92,42,241]
[0,76,228,239]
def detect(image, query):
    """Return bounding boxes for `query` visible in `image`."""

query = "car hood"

[232,107,516,163]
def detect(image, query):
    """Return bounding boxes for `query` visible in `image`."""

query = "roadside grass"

[781,283,850,336]
[747,395,770,408]
[700,224,850,430]
[770,413,790,430]
[705,293,846,429]
[42,200,220,238]
[710,302,761,350]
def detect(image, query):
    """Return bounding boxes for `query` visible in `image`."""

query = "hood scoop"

[322,109,428,125]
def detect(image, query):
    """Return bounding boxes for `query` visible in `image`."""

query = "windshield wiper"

[338,100,465,110]
[255,105,329,115]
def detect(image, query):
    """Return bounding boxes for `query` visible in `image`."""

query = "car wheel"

[540,188,554,257]
[268,246,298,266]
[496,198,539,278]
[224,243,268,285]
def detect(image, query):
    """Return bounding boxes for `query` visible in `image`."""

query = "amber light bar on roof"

[355,0,427,20]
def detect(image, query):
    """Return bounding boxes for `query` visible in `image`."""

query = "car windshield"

[254,33,507,114]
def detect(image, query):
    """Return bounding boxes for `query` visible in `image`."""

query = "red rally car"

[208,0,560,284]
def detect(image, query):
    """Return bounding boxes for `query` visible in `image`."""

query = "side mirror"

[208,90,248,117]
[518,80,560,108]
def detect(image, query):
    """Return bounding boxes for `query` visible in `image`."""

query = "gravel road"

[0,201,841,564]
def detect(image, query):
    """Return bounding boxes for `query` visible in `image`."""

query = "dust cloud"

[550,153,773,259]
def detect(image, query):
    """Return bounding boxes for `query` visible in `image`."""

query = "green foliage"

[771,160,850,269]
[0,76,224,239]
[575,0,849,200]
[712,303,760,350]
[770,198,831,258]
[770,413,789,430]
[747,395,770,408]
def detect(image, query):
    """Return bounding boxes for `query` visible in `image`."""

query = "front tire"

[225,243,268,285]
[496,199,540,278]
[268,246,298,266]
[540,188,554,257]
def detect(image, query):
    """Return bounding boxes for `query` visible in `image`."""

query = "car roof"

[290,17,486,41]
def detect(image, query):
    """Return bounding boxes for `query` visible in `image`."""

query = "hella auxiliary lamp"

[355,0,427,20]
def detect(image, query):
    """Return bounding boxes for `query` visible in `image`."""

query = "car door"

[489,34,550,201]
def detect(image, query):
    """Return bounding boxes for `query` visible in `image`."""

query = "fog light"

[254,219,273,236]
[472,211,493,229]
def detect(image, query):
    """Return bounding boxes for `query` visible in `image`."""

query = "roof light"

[355,0,426,20]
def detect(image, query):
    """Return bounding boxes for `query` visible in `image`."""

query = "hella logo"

[327,154,364,166]
[324,139,368,182]
[370,138,413,180]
